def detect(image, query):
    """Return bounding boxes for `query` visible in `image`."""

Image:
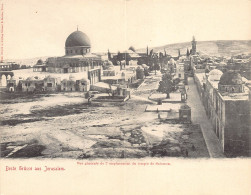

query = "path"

[186,77,225,158]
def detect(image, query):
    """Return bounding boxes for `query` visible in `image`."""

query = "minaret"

[191,36,196,55]
[77,25,78,31]
[146,45,149,56]
[108,49,111,60]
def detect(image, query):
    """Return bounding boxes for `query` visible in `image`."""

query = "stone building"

[202,70,250,156]
[76,78,90,92]
[36,29,102,85]
[20,77,44,92]
[0,62,13,71]
[103,61,117,76]
[43,75,61,91]
[101,61,137,85]
[61,75,77,92]
[6,76,18,92]
[179,104,191,123]
[33,59,47,72]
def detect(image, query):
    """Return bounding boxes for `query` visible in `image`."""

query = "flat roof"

[208,78,249,101]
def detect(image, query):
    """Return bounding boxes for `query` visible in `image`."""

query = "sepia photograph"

[0,0,251,194]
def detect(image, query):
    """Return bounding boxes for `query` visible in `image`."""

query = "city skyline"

[3,0,251,59]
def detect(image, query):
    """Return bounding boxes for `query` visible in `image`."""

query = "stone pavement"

[186,77,225,158]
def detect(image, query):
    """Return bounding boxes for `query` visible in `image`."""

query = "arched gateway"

[0,71,14,87]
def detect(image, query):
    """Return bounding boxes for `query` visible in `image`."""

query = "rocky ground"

[0,71,209,159]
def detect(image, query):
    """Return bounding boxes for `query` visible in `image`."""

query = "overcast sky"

[3,0,251,59]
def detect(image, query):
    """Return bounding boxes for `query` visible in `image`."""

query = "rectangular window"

[47,83,52,87]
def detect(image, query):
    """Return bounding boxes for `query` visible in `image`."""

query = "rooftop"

[207,76,249,101]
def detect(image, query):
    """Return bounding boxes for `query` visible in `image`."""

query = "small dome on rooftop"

[208,69,223,81]
[36,59,43,65]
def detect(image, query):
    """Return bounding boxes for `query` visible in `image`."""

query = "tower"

[191,36,196,55]
[108,49,111,60]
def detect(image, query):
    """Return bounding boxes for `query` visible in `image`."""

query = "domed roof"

[208,69,223,81]
[128,46,136,52]
[37,59,43,65]
[65,31,91,47]
[219,71,243,85]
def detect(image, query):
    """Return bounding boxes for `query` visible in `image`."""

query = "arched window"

[225,87,228,92]
[231,87,234,92]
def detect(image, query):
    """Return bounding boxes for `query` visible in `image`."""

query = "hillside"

[136,40,251,57]
[5,56,51,66]
[5,40,251,65]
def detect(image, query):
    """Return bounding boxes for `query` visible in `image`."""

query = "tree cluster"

[157,73,175,98]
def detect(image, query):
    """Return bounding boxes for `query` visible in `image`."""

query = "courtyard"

[0,71,209,158]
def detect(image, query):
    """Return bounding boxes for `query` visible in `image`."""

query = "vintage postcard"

[0,0,251,194]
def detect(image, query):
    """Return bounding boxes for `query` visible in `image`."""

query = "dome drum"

[65,47,91,56]
[218,84,244,93]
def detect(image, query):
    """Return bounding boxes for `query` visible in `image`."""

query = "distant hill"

[5,40,251,65]
[136,40,251,57]
[5,56,51,66]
